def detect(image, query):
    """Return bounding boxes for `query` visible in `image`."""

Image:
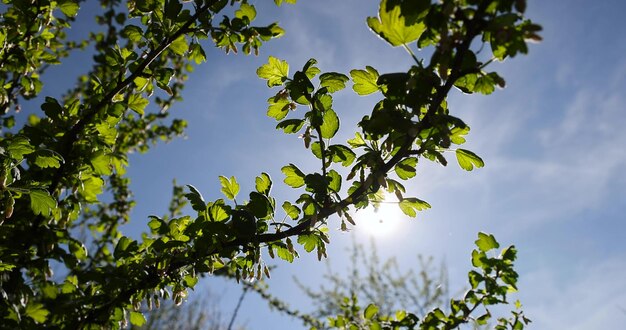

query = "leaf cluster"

[0,0,540,328]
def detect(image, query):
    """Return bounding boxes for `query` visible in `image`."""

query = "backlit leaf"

[29,190,57,217]
[456,149,484,171]
[367,0,426,47]
[257,56,289,87]
[281,164,306,188]
[25,302,49,323]
[58,0,79,17]
[328,145,356,166]
[276,119,305,134]
[129,311,146,326]
[282,201,300,220]
[364,303,379,320]
[350,66,380,95]
[398,197,430,217]
[395,157,417,180]
[475,232,499,252]
[219,176,240,200]
[128,94,149,115]
[185,185,206,212]
[170,35,189,55]
[297,233,317,252]
[319,72,349,93]
[235,3,256,21]
[34,150,63,169]
[255,172,272,195]
[319,109,339,139]
[327,169,341,192]
[6,136,34,160]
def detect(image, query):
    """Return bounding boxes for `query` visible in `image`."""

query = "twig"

[227,286,249,330]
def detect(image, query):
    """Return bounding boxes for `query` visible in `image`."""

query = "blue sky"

[33,0,626,328]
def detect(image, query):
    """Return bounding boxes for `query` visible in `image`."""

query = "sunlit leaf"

[25,302,49,323]
[398,197,430,217]
[6,136,34,160]
[281,164,306,188]
[350,66,380,95]
[267,96,291,120]
[185,185,206,212]
[319,72,349,93]
[129,311,146,326]
[255,172,272,195]
[364,303,379,320]
[395,157,417,180]
[235,3,256,21]
[169,35,189,55]
[219,176,240,200]
[257,56,289,87]
[475,232,499,252]
[58,0,79,17]
[366,0,426,47]
[282,201,300,220]
[29,190,57,217]
[276,119,305,134]
[456,149,485,171]
[297,233,317,252]
[319,109,339,139]
[127,94,149,115]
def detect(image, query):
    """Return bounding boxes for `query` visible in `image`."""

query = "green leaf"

[114,236,133,259]
[468,270,483,289]
[347,132,367,148]
[235,3,256,21]
[319,109,339,139]
[364,303,379,320]
[319,72,349,93]
[350,66,380,95]
[90,151,111,175]
[127,94,149,115]
[456,149,485,171]
[257,56,289,87]
[450,126,470,145]
[185,185,206,212]
[275,245,294,262]
[255,172,272,195]
[475,232,500,252]
[274,0,297,5]
[327,169,341,192]
[328,145,356,166]
[25,302,49,323]
[282,201,300,220]
[297,233,317,252]
[394,157,418,180]
[303,58,321,79]
[267,96,291,120]
[398,197,430,217]
[209,200,230,222]
[169,35,189,55]
[81,175,104,203]
[58,0,79,17]
[248,192,273,219]
[34,150,63,169]
[366,0,426,47]
[472,250,486,268]
[281,164,306,188]
[6,136,35,160]
[219,176,240,200]
[276,119,305,134]
[29,190,57,217]
[129,311,146,326]
[69,240,87,260]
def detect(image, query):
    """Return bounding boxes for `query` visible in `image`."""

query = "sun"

[353,192,404,237]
